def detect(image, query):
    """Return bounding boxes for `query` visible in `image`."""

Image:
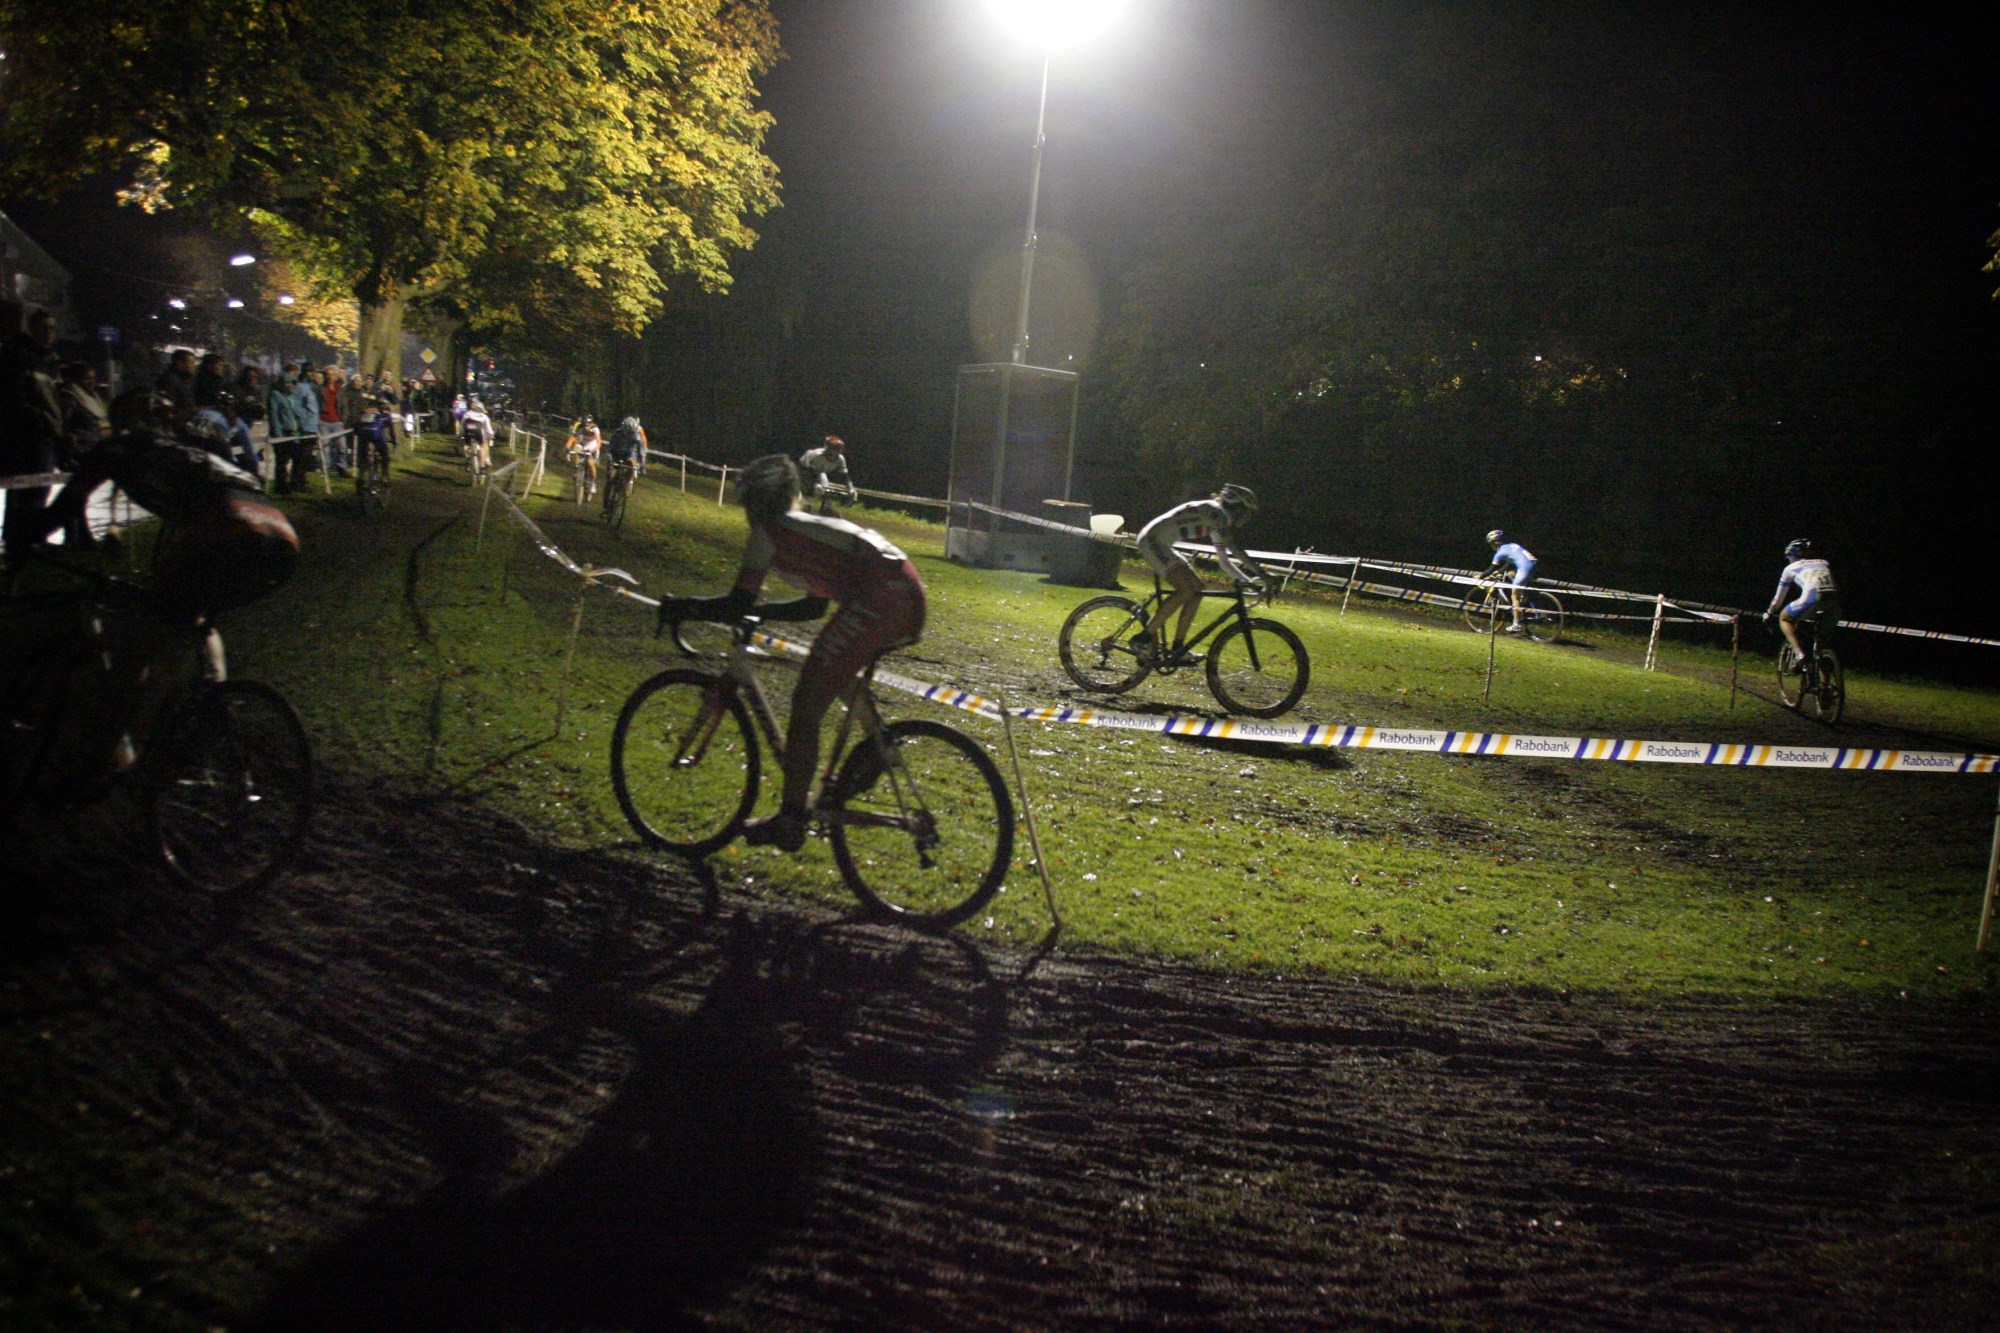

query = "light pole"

[989,0,1126,366]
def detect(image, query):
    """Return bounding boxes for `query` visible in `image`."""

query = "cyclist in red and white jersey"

[657,454,925,851]
[1132,484,1266,665]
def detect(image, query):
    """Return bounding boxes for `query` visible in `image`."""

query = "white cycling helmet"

[1486,529,1507,545]
[1217,483,1258,518]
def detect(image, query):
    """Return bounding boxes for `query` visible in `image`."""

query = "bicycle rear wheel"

[1776,645,1806,709]
[1058,595,1154,693]
[1809,648,1845,725]
[1521,589,1564,643]
[149,681,314,894]
[1206,617,1309,717]
[827,720,1013,932]
[610,669,760,854]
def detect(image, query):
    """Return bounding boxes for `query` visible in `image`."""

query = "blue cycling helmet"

[1485,529,1507,545]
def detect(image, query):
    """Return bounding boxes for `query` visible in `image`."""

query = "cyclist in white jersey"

[1764,538,1841,671]
[1133,484,1266,665]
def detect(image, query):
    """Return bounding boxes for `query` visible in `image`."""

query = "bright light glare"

[168,298,186,309]
[987,0,1128,50]
[277,293,296,306]
[226,298,245,308]
[229,253,256,266]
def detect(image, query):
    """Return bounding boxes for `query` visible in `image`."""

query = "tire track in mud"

[2,771,1996,1331]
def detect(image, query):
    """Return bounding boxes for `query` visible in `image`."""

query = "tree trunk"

[358,295,407,384]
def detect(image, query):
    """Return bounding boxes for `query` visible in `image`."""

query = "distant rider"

[655,455,925,853]
[1133,484,1266,665]
[1484,529,1537,633]
[1763,538,1841,679]
[458,397,494,474]
[798,434,858,514]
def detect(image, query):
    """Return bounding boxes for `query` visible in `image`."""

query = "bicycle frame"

[1138,577,1261,657]
[675,622,918,837]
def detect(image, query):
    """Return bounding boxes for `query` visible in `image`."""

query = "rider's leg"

[1145,565,1204,650]
[745,576,923,851]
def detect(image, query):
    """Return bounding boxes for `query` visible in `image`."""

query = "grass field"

[218,437,2000,1002]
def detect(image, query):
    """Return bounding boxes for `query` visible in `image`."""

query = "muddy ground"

[3,768,1998,1332]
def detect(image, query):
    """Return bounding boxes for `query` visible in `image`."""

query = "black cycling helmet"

[738,453,802,526]
[1486,529,1507,545]
[1784,538,1812,561]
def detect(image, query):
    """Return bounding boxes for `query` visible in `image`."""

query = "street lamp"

[988,0,1127,364]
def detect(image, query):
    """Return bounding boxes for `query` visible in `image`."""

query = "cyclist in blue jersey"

[1484,529,1538,634]
[1763,538,1841,679]
[1133,484,1267,666]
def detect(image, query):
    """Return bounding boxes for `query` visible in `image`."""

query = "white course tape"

[738,631,2000,778]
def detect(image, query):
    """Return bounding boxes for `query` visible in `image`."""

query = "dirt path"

[3,766,1997,1332]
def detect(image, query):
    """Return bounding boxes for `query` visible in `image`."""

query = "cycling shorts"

[1783,588,1840,627]
[799,560,925,704]
[1138,532,1196,581]
[1503,560,1536,588]
[152,496,300,625]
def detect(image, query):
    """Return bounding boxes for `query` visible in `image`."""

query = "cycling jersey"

[799,446,854,497]
[572,426,602,456]
[459,410,493,445]
[1137,499,1259,584]
[736,510,923,702]
[607,422,646,462]
[736,510,910,604]
[27,430,298,623]
[1769,558,1840,621]
[1491,542,1536,584]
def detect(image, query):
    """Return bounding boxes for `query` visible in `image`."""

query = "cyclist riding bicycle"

[1764,538,1842,680]
[568,416,603,499]
[1132,484,1267,665]
[1484,529,1538,634]
[606,415,648,478]
[354,399,394,484]
[11,415,299,774]
[799,434,858,513]
[655,454,925,854]
[458,397,494,472]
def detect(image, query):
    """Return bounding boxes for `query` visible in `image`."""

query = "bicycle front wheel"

[149,681,314,895]
[1206,618,1310,717]
[1521,589,1564,643]
[604,479,628,530]
[827,720,1014,931]
[1058,595,1153,693]
[610,669,759,854]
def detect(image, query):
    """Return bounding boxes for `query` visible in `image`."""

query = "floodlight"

[277,294,296,305]
[987,0,1127,50]
[168,298,186,309]
[226,298,245,309]
[229,253,256,266]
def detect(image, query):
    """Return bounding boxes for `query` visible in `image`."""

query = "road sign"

[420,347,437,365]
[418,367,438,384]
[97,326,119,344]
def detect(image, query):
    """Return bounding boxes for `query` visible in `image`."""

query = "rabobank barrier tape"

[733,630,2000,778]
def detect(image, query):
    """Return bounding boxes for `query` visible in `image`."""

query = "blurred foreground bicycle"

[1,554,314,894]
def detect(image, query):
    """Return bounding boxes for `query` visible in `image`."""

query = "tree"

[0,0,780,380]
